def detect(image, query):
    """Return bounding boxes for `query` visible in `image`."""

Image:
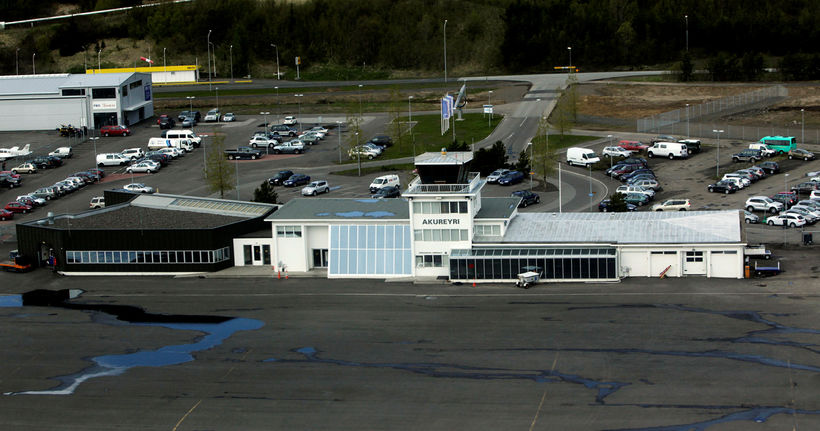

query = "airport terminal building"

[235,151,746,281]
[0,72,153,131]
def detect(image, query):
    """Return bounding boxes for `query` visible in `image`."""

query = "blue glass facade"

[329,225,412,276]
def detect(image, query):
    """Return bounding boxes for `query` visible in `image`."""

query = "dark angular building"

[16,191,277,274]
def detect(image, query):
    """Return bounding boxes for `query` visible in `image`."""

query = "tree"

[515,147,530,173]
[532,118,558,188]
[472,141,508,175]
[252,180,279,204]
[447,140,469,151]
[608,192,628,212]
[203,135,235,199]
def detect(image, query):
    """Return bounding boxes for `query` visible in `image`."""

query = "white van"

[749,142,776,157]
[566,147,600,167]
[96,153,129,166]
[48,147,73,159]
[162,129,202,146]
[647,142,688,159]
[369,174,400,193]
[147,137,194,152]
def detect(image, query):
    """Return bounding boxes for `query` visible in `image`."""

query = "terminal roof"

[475,197,519,219]
[503,211,742,244]
[267,198,409,221]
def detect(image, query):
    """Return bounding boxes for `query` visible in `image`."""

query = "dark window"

[129,80,142,89]
[92,88,116,99]
[122,85,128,96]
[61,89,85,96]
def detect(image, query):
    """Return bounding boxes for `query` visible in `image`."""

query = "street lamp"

[163,47,167,84]
[89,136,99,173]
[488,90,493,127]
[686,103,690,138]
[408,95,414,142]
[336,120,344,163]
[32,53,36,74]
[215,87,219,122]
[98,48,101,71]
[271,44,280,80]
[784,173,789,193]
[355,132,361,177]
[567,46,572,71]
[229,45,233,82]
[15,48,19,75]
[713,129,724,178]
[275,86,279,122]
[295,93,303,132]
[528,142,533,190]
[607,134,614,174]
[801,108,805,144]
[443,19,448,84]
[685,15,689,52]
[260,112,270,132]
[358,84,363,119]
[207,29,212,91]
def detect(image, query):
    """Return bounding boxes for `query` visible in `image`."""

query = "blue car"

[283,173,310,187]
[498,171,524,185]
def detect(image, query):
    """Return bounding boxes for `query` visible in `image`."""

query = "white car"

[307,126,328,134]
[766,213,806,228]
[204,109,220,122]
[18,194,46,206]
[126,162,160,174]
[630,178,661,191]
[487,169,513,183]
[602,146,632,158]
[158,147,183,158]
[283,116,298,125]
[615,185,655,199]
[722,173,751,188]
[121,148,145,160]
[48,147,73,159]
[810,176,820,183]
[222,113,236,122]
[11,162,37,174]
[249,136,278,148]
[301,180,330,196]
[785,208,818,224]
[89,196,105,209]
[651,199,691,211]
[745,196,783,214]
[123,183,155,193]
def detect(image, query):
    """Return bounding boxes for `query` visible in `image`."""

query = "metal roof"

[502,210,742,244]
[60,72,147,88]
[475,197,519,219]
[132,194,276,218]
[0,73,146,96]
[267,198,409,221]
[414,151,473,165]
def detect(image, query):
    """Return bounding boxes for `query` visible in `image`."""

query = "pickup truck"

[225,146,264,160]
[272,141,305,154]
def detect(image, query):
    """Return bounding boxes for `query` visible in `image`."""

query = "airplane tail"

[21,144,31,153]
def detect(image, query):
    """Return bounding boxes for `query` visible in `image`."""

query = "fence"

[646,121,820,145]
[635,85,807,140]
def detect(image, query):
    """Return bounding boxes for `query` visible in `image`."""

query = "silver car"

[301,180,330,196]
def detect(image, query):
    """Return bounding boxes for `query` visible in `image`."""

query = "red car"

[0,170,21,180]
[4,201,32,214]
[619,140,650,151]
[0,209,13,221]
[100,125,131,137]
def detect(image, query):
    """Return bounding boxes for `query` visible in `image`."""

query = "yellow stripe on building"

[86,65,199,74]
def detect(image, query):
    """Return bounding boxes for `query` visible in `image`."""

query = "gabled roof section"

[503,211,742,244]
[132,194,276,218]
[475,197,519,219]
[414,151,473,165]
[267,198,409,221]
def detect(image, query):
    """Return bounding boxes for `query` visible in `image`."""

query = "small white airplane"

[0,144,32,162]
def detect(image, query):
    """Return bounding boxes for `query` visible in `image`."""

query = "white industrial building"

[234,151,746,282]
[0,72,153,131]
[86,65,198,85]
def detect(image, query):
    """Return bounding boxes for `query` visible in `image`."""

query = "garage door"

[650,251,678,277]
[710,250,740,278]
[683,251,706,275]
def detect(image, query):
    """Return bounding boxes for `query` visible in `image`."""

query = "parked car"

[742,210,759,224]
[630,178,662,191]
[791,182,820,194]
[647,142,688,159]
[4,201,32,214]
[224,146,264,160]
[10,162,37,174]
[72,171,100,184]
[177,111,191,122]
[749,142,776,157]
[369,135,393,147]
[766,213,806,228]
[222,113,236,122]
[349,146,379,160]
[615,185,655,199]
[123,183,155,193]
[298,133,321,145]
[249,136,279,149]
[788,148,816,161]
[721,173,750,188]
[625,173,658,184]
[707,181,738,194]
[602,146,632,158]
[624,193,650,206]
[512,190,540,207]
[270,124,298,137]
[121,148,145,160]
[487,169,513,183]
[650,134,677,144]
[0,208,13,221]
[283,116,298,125]
[758,161,780,174]
[272,141,305,154]
[598,199,637,212]
[31,187,58,200]
[498,171,525,186]
[652,199,691,211]
[770,191,798,208]
[48,147,73,159]
[307,126,329,135]
[372,185,401,199]
[126,161,160,174]
[745,196,783,214]
[369,174,400,193]
[618,140,650,152]
[268,170,294,186]
[678,139,702,154]
[785,208,818,224]
[621,168,655,182]
[181,116,197,128]
[204,109,220,122]
[100,125,131,136]
[88,168,105,178]
[158,115,175,129]
[731,149,762,163]
[16,195,43,207]
[283,173,310,187]
[89,196,105,209]
[31,155,63,168]
[302,180,330,196]
[0,173,21,188]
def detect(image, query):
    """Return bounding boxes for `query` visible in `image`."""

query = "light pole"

[229,45,233,82]
[89,136,99,172]
[15,48,19,75]
[801,108,805,144]
[607,134,614,173]
[355,132,361,177]
[528,142,533,190]
[98,49,101,71]
[215,87,219,122]
[685,15,689,52]
[588,163,593,209]
[261,111,270,132]
[358,84,363,119]
[295,94,303,132]
[163,47,167,84]
[488,90,493,127]
[408,95,414,143]
[275,86,279,122]
[336,120,344,163]
[567,46,572,71]
[235,154,239,200]
[443,19,448,84]
[32,53,36,74]
[207,29,212,91]
[271,44,280,80]
[686,103,690,138]
[784,173,789,193]
[713,129,724,178]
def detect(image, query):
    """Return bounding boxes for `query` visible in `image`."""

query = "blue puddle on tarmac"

[264,302,820,430]
[2,290,263,396]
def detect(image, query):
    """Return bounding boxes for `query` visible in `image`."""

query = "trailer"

[744,245,772,260]
[753,261,781,277]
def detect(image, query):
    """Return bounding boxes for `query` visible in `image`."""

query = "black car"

[621,168,655,182]
[88,168,106,178]
[707,180,738,194]
[72,172,100,184]
[758,161,780,174]
[159,116,176,129]
[512,190,540,207]
[142,153,170,166]
[29,156,61,169]
[770,192,798,208]
[791,182,820,194]
[372,185,401,199]
[268,170,294,186]
[177,110,190,122]
[283,173,310,187]
[598,199,637,212]
[0,173,21,188]
[368,135,393,148]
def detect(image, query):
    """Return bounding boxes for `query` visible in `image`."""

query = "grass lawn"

[331,163,415,176]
